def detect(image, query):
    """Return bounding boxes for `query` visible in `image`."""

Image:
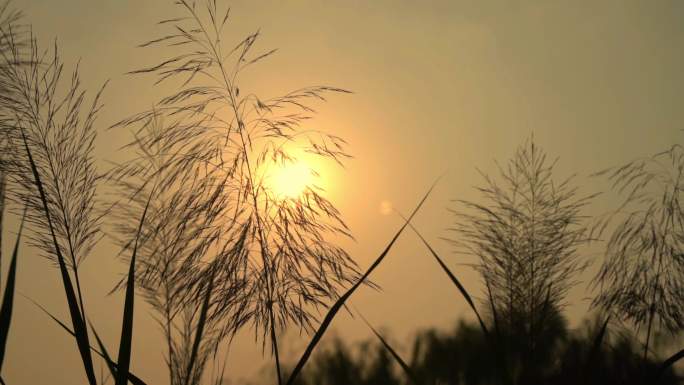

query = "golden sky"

[5,0,684,384]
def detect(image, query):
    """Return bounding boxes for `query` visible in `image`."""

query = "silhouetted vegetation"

[447,138,595,383]
[0,1,682,384]
[108,1,362,384]
[286,317,681,385]
[591,145,684,362]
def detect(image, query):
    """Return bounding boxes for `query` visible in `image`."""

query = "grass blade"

[115,194,151,385]
[91,322,118,380]
[23,296,147,385]
[284,179,439,385]
[588,315,610,361]
[184,266,216,385]
[91,323,148,385]
[356,309,420,385]
[405,221,489,337]
[0,208,25,372]
[22,294,74,339]
[21,131,97,385]
[658,348,684,379]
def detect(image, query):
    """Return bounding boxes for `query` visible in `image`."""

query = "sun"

[268,161,314,199]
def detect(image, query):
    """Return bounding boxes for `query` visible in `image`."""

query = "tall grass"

[0,16,102,385]
[0,2,682,385]
[0,208,25,384]
[0,0,24,301]
[0,4,153,384]
[108,111,236,385]
[591,145,684,367]
[446,137,596,382]
[110,1,362,383]
[284,181,438,385]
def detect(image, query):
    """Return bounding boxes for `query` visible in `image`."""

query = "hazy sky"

[5,1,684,384]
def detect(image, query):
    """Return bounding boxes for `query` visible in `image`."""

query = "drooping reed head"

[0,15,105,270]
[109,1,361,376]
[591,145,684,335]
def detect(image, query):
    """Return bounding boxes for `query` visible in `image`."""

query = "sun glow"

[269,161,314,199]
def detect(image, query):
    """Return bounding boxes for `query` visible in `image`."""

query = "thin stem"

[165,282,175,385]
[644,251,662,364]
[0,170,4,289]
[183,5,283,382]
[644,305,654,362]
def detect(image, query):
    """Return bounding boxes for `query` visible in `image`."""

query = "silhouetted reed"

[591,145,684,364]
[0,10,108,383]
[108,113,245,385]
[448,137,596,382]
[0,4,154,384]
[1,2,682,385]
[111,1,361,383]
[0,0,22,298]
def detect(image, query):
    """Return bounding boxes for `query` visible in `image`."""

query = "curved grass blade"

[91,323,148,385]
[23,296,147,385]
[21,131,97,385]
[284,179,440,385]
[116,194,151,385]
[356,308,420,385]
[0,208,25,372]
[657,348,684,379]
[405,220,489,337]
[91,322,119,381]
[184,266,216,385]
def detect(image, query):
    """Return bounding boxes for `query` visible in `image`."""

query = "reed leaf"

[91,323,148,385]
[284,179,439,385]
[24,297,147,385]
[115,194,150,385]
[91,323,120,382]
[0,207,24,372]
[184,266,216,385]
[20,130,97,385]
[406,220,489,337]
[658,348,684,380]
[356,309,420,385]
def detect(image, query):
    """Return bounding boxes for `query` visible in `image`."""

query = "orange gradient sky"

[4,1,684,384]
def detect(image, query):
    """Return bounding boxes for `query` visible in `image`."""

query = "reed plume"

[110,1,360,383]
[591,145,684,361]
[0,13,106,384]
[448,137,595,382]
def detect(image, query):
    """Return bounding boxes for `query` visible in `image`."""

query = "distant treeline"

[283,316,680,385]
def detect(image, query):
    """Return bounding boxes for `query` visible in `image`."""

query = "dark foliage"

[285,318,681,385]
